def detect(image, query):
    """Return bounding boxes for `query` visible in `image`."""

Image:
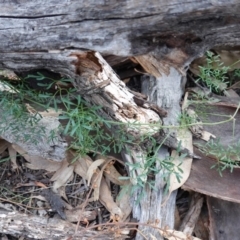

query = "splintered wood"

[71,51,162,137]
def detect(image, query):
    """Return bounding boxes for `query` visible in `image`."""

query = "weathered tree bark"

[0,1,239,56]
[0,0,240,239]
[0,210,125,240]
[129,59,185,239]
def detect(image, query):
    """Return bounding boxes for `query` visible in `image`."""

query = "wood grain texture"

[129,61,185,239]
[207,197,240,240]
[184,149,240,203]
[0,0,239,57]
[0,210,124,240]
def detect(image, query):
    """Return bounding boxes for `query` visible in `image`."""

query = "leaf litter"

[0,138,130,234]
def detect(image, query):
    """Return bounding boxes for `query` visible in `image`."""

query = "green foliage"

[178,111,195,128]
[119,137,185,202]
[1,52,240,204]
[119,149,182,202]
[233,69,240,78]
[0,72,142,156]
[0,72,187,199]
[0,156,11,163]
[197,51,229,93]
[198,139,240,176]
[0,80,45,144]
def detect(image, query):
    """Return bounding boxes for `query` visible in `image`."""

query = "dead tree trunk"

[0,0,240,239]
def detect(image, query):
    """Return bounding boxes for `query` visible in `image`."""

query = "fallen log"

[0,210,124,240]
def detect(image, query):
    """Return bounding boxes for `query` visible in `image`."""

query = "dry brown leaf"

[158,228,201,240]
[163,129,193,205]
[30,195,47,202]
[99,177,123,218]
[73,155,93,179]
[34,181,48,188]
[190,50,240,77]
[72,151,104,200]
[215,50,240,71]
[95,155,129,186]
[91,159,113,201]
[224,89,240,99]
[57,186,69,202]
[163,93,194,204]
[201,131,216,142]
[69,151,123,218]
[51,159,74,191]
[7,144,18,170]
[86,159,106,186]
[92,171,104,201]
[104,163,130,186]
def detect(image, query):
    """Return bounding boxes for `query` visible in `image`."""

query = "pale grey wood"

[0,210,125,239]
[0,1,239,57]
[131,66,185,239]
[0,109,67,162]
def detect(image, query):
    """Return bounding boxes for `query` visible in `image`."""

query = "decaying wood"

[183,103,240,202]
[0,210,125,240]
[0,1,240,57]
[193,203,209,240]
[179,193,203,235]
[0,51,162,162]
[130,146,178,240]
[127,55,186,239]
[183,149,240,204]
[207,197,240,240]
[192,104,240,147]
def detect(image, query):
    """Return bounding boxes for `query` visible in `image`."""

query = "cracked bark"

[129,59,185,239]
[0,210,124,240]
